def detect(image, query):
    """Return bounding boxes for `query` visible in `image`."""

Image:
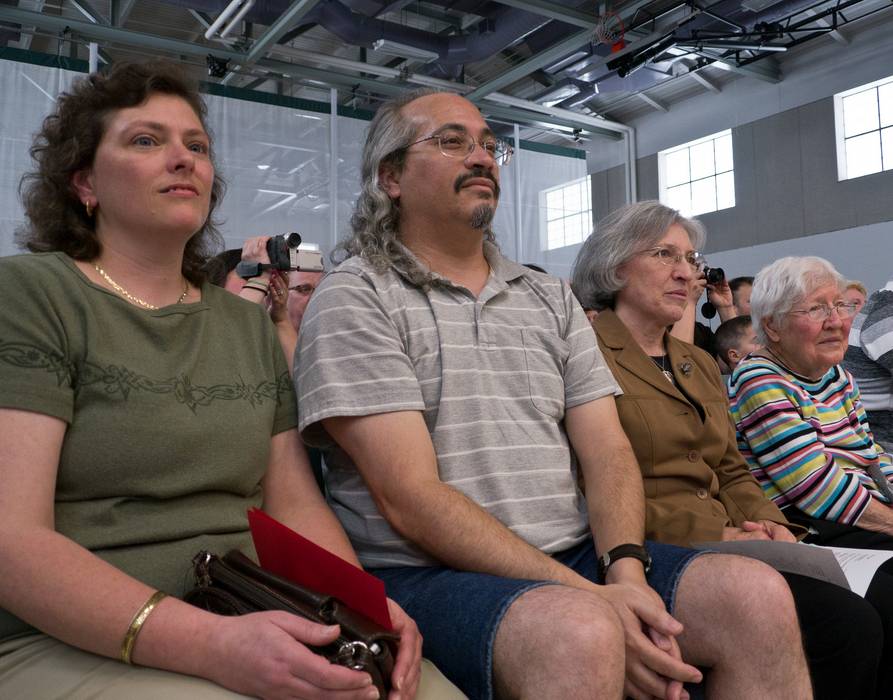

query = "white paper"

[822,545,893,597]
[691,540,851,590]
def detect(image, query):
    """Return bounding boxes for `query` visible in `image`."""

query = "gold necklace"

[93,264,188,310]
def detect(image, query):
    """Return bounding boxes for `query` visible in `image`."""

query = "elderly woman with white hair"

[729,255,893,699]
[730,256,893,545]
[573,201,892,700]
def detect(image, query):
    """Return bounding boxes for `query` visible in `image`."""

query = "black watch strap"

[597,544,652,580]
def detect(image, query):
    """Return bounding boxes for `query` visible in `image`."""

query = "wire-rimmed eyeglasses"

[644,246,702,272]
[288,284,316,295]
[787,302,859,322]
[406,129,514,166]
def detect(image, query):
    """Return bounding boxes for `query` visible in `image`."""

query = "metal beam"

[244,0,324,64]
[482,102,593,134]
[638,92,667,112]
[487,0,599,30]
[374,0,418,18]
[188,9,212,29]
[706,52,780,83]
[690,70,720,93]
[802,8,849,45]
[0,4,638,138]
[483,91,625,138]
[0,5,235,57]
[465,0,660,101]
[110,0,138,27]
[464,28,593,101]
[243,77,269,90]
[10,0,45,51]
[70,0,108,25]
[65,0,116,65]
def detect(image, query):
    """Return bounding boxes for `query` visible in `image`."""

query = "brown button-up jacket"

[593,309,803,545]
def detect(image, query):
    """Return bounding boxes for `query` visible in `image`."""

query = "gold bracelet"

[120,590,167,665]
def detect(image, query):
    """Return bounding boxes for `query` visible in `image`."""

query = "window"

[834,75,893,181]
[658,129,735,218]
[541,176,592,250]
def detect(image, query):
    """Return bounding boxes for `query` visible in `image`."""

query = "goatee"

[470,204,495,230]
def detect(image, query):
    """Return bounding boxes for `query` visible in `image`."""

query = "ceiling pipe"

[204,0,252,39]
[218,0,255,38]
[160,0,568,65]
[270,42,627,139]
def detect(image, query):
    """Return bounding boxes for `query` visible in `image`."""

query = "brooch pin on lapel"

[679,362,692,376]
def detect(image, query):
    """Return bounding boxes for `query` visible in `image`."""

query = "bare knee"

[710,556,797,632]
[494,585,625,699]
[676,553,803,663]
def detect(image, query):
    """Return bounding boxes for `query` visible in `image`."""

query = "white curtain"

[513,149,588,279]
[1,57,589,275]
[0,61,78,257]
[207,93,333,253]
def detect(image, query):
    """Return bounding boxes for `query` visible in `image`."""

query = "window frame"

[539,175,593,251]
[833,74,893,181]
[657,128,735,218]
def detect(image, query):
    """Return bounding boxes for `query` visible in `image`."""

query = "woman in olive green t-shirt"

[0,60,434,700]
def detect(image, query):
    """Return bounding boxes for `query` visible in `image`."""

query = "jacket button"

[687,450,699,462]
[696,488,709,500]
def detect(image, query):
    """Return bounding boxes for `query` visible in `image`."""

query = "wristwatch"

[597,544,652,580]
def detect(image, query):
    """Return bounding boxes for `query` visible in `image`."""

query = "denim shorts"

[372,538,702,700]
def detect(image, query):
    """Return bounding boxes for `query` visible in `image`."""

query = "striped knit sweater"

[729,355,893,524]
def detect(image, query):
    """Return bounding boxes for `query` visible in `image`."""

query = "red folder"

[248,508,393,630]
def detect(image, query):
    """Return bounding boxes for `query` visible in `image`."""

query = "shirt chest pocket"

[521,328,569,419]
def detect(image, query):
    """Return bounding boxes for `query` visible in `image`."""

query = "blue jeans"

[372,538,702,699]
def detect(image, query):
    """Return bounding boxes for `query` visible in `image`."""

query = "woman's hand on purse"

[386,598,423,700]
[208,611,381,700]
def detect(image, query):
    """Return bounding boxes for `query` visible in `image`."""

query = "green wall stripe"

[0,46,88,72]
[202,81,331,115]
[518,139,586,159]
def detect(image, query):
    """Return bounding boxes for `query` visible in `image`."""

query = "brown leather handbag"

[184,550,398,696]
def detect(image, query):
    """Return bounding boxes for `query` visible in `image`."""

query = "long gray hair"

[334,88,494,288]
[571,200,706,311]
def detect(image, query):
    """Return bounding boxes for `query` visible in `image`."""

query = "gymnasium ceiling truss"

[0,0,891,143]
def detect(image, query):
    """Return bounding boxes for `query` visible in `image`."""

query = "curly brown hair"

[17,60,225,284]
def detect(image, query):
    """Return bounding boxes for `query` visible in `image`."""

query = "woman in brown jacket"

[571,200,892,700]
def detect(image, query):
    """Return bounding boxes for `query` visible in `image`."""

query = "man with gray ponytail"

[294,90,809,699]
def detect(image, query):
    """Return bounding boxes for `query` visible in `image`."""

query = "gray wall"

[594,96,893,254]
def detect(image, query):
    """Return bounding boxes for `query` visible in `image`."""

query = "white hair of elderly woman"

[751,256,846,345]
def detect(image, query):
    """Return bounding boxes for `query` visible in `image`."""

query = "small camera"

[699,262,726,319]
[236,233,325,279]
[206,55,230,79]
[266,233,324,272]
[702,264,725,286]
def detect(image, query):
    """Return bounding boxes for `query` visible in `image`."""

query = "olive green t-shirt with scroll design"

[0,252,297,642]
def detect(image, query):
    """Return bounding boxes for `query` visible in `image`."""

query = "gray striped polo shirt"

[845,281,893,448]
[295,242,620,568]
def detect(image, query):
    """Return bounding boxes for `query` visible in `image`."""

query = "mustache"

[454,168,500,198]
